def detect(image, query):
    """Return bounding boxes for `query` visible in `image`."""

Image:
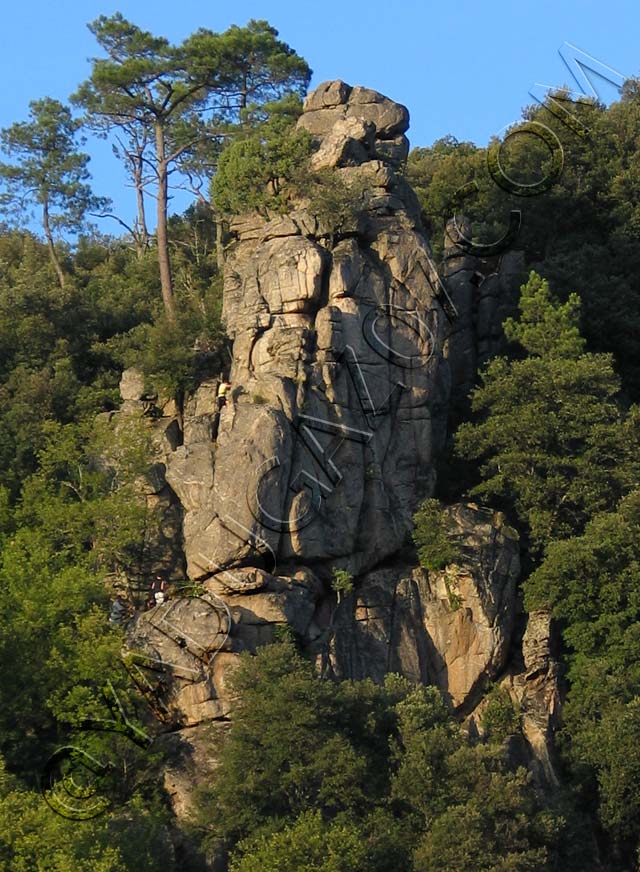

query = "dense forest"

[0,12,640,872]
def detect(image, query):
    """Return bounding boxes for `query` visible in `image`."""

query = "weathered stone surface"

[346,85,409,135]
[328,503,519,711]
[303,79,352,112]
[513,610,562,786]
[442,218,527,427]
[257,236,328,314]
[310,117,375,170]
[166,443,215,514]
[108,373,186,586]
[463,607,563,788]
[298,79,409,140]
[159,720,230,821]
[297,105,350,137]
[125,566,323,731]
[205,566,321,650]
[373,134,410,166]
[164,80,451,582]
[125,589,234,727]
[114,81,557,842]
[422,504,519,709]
[119,366,146,401]
[173,402,295,580]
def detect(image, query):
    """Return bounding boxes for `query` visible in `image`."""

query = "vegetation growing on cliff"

[407,81,640,400]
[456,272,640,550]
[412,498,458,570]
[211,96,313,215]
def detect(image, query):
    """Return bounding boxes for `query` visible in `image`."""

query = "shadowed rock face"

[327,503,520,712]
[442,218,526,428]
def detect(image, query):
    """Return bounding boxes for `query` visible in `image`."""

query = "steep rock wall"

[116,81,560,825]
[166,80,453,582]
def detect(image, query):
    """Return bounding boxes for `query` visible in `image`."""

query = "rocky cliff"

[167,79,452,583]
[116,80,561,825]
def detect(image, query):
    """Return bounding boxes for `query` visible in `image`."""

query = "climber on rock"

[212,377,231,440]
[217,377,231,411]
[109,593,132,626]
[147,574,168,609]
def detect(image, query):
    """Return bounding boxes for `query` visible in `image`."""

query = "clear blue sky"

[1,0,637,233]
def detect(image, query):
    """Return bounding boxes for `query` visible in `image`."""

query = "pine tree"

[456,271,640,549]
[0,99,105,289]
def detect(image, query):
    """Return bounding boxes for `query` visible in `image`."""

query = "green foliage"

[456,272,640,550]
[212,97,313,215]
[481,688,521,742]
[0,757,174,872]
[212,96,367,239]
[456,267,640,862]
[524,491,640,853]
[391,687,563,871]
[114,278,226,397]
[0,23,637,872]
[331,567,354,603]
[194,640,577,871]
[195,640,405,850]
[411,764,561,872]
[0,98,105,240]
[304,168,368,239]
[408,86,640,399]
[76,205,228,398]
[406,136,484,260]
[0,230,162,491]
[230,811,369,872]
[74,14,310,313]
[0,416,152,774]
[503,274,584,359]
[443,577,463,611]
[412,499,458,570]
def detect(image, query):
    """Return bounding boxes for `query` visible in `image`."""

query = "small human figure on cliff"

[217,378,231,411]
[212,377,231,440]
[109,593,132,626]
[147,574,168,609]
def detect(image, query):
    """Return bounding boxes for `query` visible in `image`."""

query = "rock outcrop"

[166,79,452,583]
[502,610,562,786]
[328,503,519,711]
[113,80,560,827]
[443,217,526,426]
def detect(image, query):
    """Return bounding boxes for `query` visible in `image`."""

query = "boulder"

[298,79,409,140]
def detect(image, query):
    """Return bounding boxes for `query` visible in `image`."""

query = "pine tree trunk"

[133,155,149,256]
[42,199,65,290]
[155,123,175,320]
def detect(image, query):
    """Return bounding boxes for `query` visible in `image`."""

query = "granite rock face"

[504,610,562,787]
[299,80,410,165]
[116,81,559,829]
[168,79,452,584]
[327,503,519,711]
[443,217,526,427]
